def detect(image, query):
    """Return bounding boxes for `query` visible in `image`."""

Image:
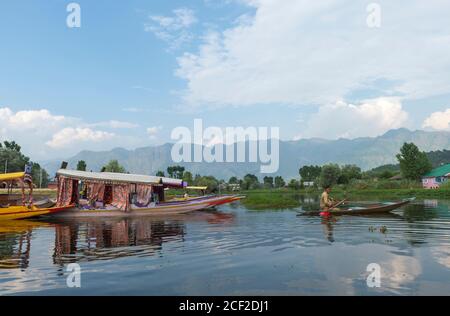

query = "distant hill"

[368,164,401,174]
[367,149,450,176]
[42,129,450,180]
[427,149,450,167]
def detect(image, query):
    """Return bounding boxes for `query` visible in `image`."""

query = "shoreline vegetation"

[2,141,449,211]
[239,186,450,210]
[2,186,448,211]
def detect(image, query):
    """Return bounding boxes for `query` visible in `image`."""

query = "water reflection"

[321,217,337,243]
[1,199,450,295]
[0,211,235,270]
[0,221,51,269]
[296,200,450,248]
[53,219,186,264]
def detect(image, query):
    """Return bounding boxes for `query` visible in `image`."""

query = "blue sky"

[1,0,449,160]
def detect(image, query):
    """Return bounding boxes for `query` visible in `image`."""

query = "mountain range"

[42,129,450,180]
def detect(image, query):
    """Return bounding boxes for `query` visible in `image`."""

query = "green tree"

[195,175,219,193]
[2,141,21,152]
[299,165,322,182]
[0,140,31,173]
[338,164,362,184]
[194,174,202,185]
[263,176,274,188]
[31,163,50,188]
[0,141,49,187]
[182,171,193,184]
[320,164,341,188]
[274,176,286,188]
[76,160,87,171]
[242,174,260,190]
[167,166,175,178]
[102,160,126,173]
[379,170,395,179]
[287,179,300,190]
[167,165,185,179]
[228,176,239,184]
[156,170,165,177]
[396,143,432,180]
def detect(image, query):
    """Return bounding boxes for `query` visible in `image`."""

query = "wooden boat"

[52,169,244,218]
[0,204,75,221]
[300,199,414,216]
[52,195,244,218]
[165,194,244,207]
[0,171,74,221]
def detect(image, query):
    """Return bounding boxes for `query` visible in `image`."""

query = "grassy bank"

[240,191,301,210]
[336,188,450,199]
[246,186,450,198]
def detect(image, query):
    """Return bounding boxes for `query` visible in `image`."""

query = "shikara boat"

[300,198,414,216]
[52,169,243,218]
[0,171,74,221]
[0,205,75,221]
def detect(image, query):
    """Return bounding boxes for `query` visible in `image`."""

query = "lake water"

[1,197,450,295]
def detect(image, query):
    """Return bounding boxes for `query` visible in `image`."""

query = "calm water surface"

[1,197,450,295]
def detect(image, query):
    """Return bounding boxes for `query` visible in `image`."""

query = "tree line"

[80,142,435,191]
[1,140,435,191]
[298,142,433,188]
[0,141,50,187]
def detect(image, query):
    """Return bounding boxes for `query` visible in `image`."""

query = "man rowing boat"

[320,186,341,215]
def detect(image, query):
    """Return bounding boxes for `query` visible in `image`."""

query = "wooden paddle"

[326,199,348,211]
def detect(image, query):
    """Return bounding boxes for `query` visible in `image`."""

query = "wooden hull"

[0,205,75,221]
[300,200,412,216]
[50,195,244,218]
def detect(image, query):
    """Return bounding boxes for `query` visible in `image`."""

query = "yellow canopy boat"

[0,171,73,220]
[0,204,74,221]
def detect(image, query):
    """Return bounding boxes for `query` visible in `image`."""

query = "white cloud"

[379,256,422,292]
[90,120,139,129]
[176,0,450,108]
[423,108,450,131]
[0,107,140,159]
[46,128,115,148]
[0,107,66,129]
[0,107,74,157]
[147,126,162,139]
[145,8,197,50]
[295,97,409,139]
[431,244,450,269]
[122,107,148,113]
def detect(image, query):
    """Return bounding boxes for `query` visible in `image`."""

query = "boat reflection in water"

[52,219,186,265]
[0,211,235,270]
[51,211,235,265]
[2,199,450,296]
[0,221,52,269]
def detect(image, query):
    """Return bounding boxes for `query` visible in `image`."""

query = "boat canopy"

[56,169,186,188]
[0,170,33,207]
[0,172,25,182]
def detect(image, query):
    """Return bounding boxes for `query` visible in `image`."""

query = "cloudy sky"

[1,0,449,160]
